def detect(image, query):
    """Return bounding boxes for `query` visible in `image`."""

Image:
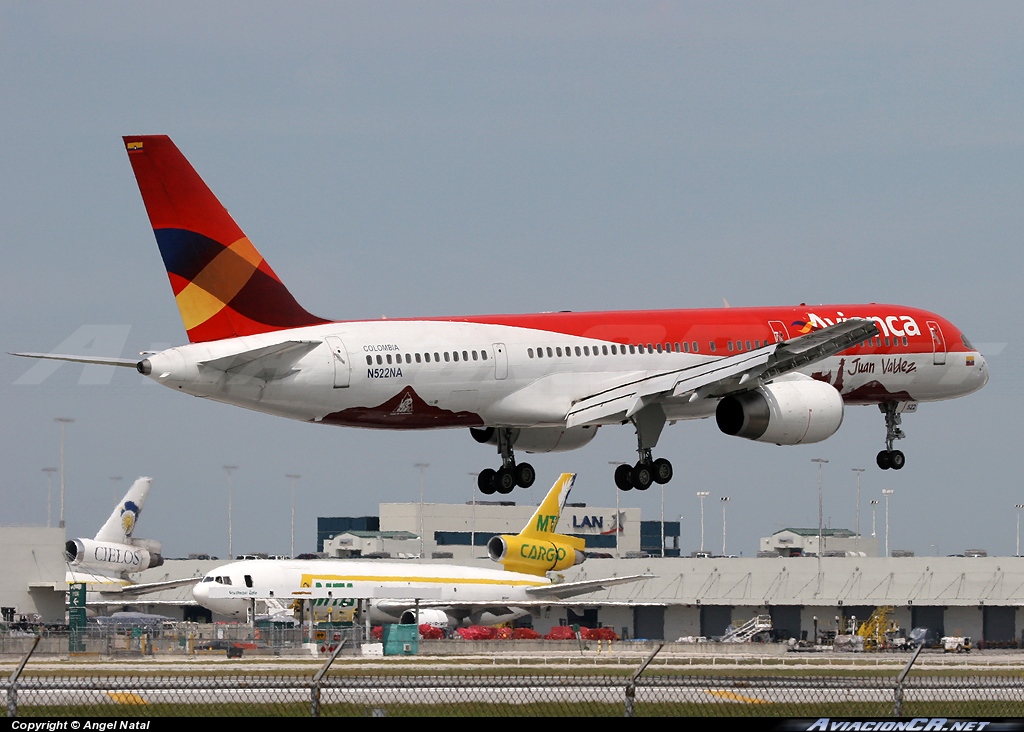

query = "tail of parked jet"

[123,135,328,343]
[94,476,151,543]
[487,473,586,576]
[65,477,165,581]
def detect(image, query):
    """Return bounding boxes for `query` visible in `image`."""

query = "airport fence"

[0,623,364,657]
[6,671,1024,717]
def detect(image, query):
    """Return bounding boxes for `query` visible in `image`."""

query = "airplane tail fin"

[123,135,329,343]
[488,473,586,576]
[95,477,152,543]
[519,472,577,538]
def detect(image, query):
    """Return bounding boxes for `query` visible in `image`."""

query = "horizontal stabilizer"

[198,340,321,380]
[10,352,138,368]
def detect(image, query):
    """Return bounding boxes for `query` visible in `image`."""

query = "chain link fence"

[6,672,1024,717]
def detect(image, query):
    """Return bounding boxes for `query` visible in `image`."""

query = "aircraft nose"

[192,580,209,604]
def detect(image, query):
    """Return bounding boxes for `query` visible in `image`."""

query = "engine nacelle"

[469,425,599,453]
[65,538,164,573]
[399,608,458,628]
[715,380,844,445]
[487,534,585,575]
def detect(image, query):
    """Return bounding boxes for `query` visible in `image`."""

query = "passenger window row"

[527,341,703,359]
[365,350,490,366]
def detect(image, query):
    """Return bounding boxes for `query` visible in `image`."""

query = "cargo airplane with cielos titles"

[15,136,988,494]
[192,473,650,626]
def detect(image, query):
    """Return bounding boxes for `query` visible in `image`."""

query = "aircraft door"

[768,320,790,343]
[325,336,351,388]
[492,343,508,380]
[926,321,947,365]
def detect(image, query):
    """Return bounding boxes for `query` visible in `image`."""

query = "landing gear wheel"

[631,462,653,491]
[478,468,497,494]
[495,467,516,494]
[876,451,892,470]
[652,458,673,485]
[515,462,536,489]
[614,464,633,491]
[889,450,905,470]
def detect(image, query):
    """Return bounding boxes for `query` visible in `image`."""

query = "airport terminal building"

[4,497,1024,646]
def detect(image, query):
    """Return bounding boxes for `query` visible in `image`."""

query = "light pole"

[720,496,730,556]
[609,462,625,558]
[852,468,865,554]
[811,459,828,557]
[697,491,710,553]
[661,477,666,558]
[469,472,479,553]
[223,465,238,559]
[870,499,879,542]
[42,467,57,528]
[287,474,301,558]
[54,417,74,529]
[415,463,429,559]
[882,489,894,557]
[1016,504,1024,557]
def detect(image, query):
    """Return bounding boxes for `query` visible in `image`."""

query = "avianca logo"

[805,312,922,338]
[791,319,815,335]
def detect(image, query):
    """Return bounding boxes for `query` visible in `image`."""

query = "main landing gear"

[476,427,536,496]
[614,404,675,491]
[876,401,906,470]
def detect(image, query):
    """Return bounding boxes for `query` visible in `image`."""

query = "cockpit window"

[962,334,975,350]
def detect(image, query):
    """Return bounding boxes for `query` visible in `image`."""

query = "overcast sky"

[2,2,1021,560]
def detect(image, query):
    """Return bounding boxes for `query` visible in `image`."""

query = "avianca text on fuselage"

[16,135,988,494]
[805,311,923,338]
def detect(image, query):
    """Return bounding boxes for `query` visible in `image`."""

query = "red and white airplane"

[18,136,989,494]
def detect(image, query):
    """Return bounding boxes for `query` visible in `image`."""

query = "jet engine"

[65,538,164,574]
[470,425,599,453]
[715,379,844,445]
[399,608,458,628]
[487,534,585,575]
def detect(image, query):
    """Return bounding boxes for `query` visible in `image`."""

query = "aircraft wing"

[79,577,201,602]
[105,577,202,598]
[565,319,879,427]
[373,575,653,617]
[524,573,655,600]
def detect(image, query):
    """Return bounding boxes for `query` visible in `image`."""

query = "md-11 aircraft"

[193,473,651,627]
[16,136,988,494]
